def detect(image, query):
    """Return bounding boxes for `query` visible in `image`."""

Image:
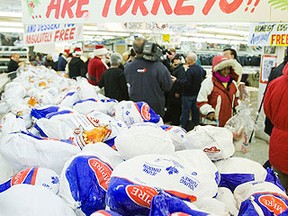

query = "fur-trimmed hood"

[212,55,240,82]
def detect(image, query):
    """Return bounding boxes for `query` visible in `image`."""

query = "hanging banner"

[22,0,288,25]
[249,22,288,46]
[24,23,83,46]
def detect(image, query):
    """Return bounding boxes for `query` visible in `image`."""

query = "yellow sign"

[162,34,171,43]
[270,34,288,46]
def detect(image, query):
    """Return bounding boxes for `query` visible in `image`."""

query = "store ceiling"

[0,0,251,44]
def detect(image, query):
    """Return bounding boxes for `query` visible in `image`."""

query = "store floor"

[234,137,269,165]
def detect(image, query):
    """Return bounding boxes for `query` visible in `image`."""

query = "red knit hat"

[94,45,108,56]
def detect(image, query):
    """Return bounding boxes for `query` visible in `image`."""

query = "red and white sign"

[22,0,288,24]
[24,23,83,46]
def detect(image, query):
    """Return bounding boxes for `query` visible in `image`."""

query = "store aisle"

[234,138,269,165]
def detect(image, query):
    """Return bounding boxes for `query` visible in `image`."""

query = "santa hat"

[94,45,108,56]
[73,47,83,56]
[63,46,70,55]
[212,55,240,82]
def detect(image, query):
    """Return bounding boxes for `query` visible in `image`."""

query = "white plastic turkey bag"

[0,167,59,194]
[59,143,123,216]
[114,101,163,126]
[234,181,287,208]
[73,98,108,115]
[175,150,220,186]
[0,101,10,115]
[184,125,234,161]
[0,113,26,134]
[0,131,80,174]
[91,210,122,216]
[214,157,268,192]
[77,77,100,100]
[0,184,76,216]
[161,125,187,151]
[106,154,218,216]
[0,153,15,184]
[2,81,26,101]
[235,181,288,215]
[35,111,118,149]
[149,192,214,216]
[194,198,229,216]
[115,123,174,159]
[216,187,238,216]
[10,104,32,128]
[60,91,80,107]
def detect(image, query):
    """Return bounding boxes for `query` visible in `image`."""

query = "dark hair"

[223,48,238,60]
[129,48,136,57]
[133,39,145,55]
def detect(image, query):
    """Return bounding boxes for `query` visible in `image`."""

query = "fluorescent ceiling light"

[0,12,22,18]
[197,27,249,36]
[0,27,23,33]
[84,31,130,37]
[0,22,23,27]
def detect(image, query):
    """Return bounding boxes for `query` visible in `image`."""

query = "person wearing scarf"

[197,56,239,127]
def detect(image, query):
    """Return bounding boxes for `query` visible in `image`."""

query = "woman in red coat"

[264,63,288,193]
[197,56,240,127]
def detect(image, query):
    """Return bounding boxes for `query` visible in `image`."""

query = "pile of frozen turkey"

[0,66,286,216]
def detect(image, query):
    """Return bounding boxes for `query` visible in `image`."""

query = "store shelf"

[0,58,27,61]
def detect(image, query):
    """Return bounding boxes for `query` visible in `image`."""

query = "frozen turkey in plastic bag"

[175,150,220,186]
[234,181,287,209]
[194,198,229,216]
[184,125,234,161]
[2,81,26,101]
[0,184,76,216]
[0,131,80,174]
[215,157,273,192]
[0,153,15,184]
[216,187,238,216]
[59,144,123,216]
[149,192,213,216]
[115,123,174,159]
[77,77,100,100]
[161,125,187,151]
[106,154,218,215]
[114,101,164,126]
[0,167,59,194]
[91,210,122,216]
[73,98,108,115]
[60,91,80,107]
[0,113,27,134]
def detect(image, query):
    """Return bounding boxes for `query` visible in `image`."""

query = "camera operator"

[124,37,173,117]
[162,48,176,72]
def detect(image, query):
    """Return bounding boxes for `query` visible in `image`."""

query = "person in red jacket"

[87,45,108,86]
[264,63,288,193]
[197,56,240,127]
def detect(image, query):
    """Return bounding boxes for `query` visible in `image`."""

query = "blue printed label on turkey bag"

[239,192,288,216]
[65,155,113,215]
[219,173,255,192]
[149,192,208,216]
[93,210,122,216]
[31,106,60,119]
[135,102,161,123]
[106,177,158,216]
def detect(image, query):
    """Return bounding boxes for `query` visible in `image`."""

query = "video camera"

[142,41,167,62]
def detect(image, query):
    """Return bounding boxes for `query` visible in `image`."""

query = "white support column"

[255,47,286,141]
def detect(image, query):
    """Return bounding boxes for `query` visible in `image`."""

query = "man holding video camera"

[124,37,173,117]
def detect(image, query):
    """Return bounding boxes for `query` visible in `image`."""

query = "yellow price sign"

[162,34,170,43]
